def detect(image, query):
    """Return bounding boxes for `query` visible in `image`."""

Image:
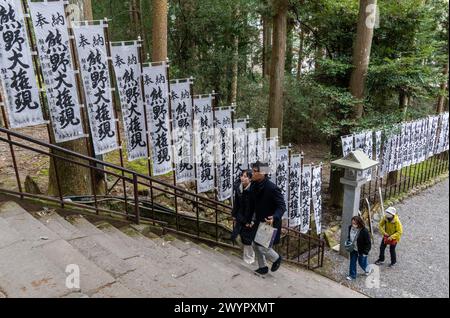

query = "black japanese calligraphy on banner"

[412,121,420,165]
[0,0,44,128]
[142,63,172,175]
[193,96,215,193]
[300,164,311,234]
[29,0,84,142]
[374,130,382,162]
[110,42,147,161]
[247,128,257,165]
[170,80,194,183]
[267,138,277,183]
[288,154,301,228]
[73,23,117,155]
[276,147,289,219]
[233,120,247,185]
[364,131,373,180]
[437,112,449,154]
[256,128,266,162]
[419,118,428,162]
[354,132,365,151]
[311,165,322,235]
[341,135,354,157]
[214,108,233,201]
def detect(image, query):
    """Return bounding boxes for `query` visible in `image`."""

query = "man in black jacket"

[249,161,286,275]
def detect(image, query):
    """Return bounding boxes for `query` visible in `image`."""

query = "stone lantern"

[331,150,379,256]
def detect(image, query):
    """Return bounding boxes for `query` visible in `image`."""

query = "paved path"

[318,179,449,298]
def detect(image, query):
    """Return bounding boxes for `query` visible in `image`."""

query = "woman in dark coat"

[231,169,255,246]
[346,216,372,280]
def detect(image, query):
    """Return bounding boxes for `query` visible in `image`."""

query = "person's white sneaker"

[346,276,354,281]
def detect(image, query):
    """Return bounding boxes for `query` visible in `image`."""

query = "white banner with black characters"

[311,165,322,235]
[142,62,172,175]
[247,128,257,165]
[276,147,289,219]
[438,112,449,153]
[354,132,366,151]
[0,0,45,128]
[267,137,277,182]
[406,122,413,166]
[233,119,248,184]
[374,130,382,175]
[256,128,266,162]
[29,0,84,142]
[170,80,194,183]
[400,123,409,167]
[341,135,354,157]
[288,154,301,228]
[193,95,215,193]
[412,121,420,165]
[73,23,118,155]
[364,131,373,180]
[379,134,391,176]
[419,118,428,162]
[299,164,312,234]
[214,108,233,201]
[110,42,147,161]
[427,116,436,158]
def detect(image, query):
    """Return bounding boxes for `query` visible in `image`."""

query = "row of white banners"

[341,112,450,177]
[0,0,323,233]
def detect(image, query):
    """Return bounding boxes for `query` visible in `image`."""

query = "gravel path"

[316,179,449,298]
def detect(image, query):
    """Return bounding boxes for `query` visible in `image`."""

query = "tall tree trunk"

[229,19,239,104]
[285,18,294,74]
[437,62,449,114]
[267,0,288,143]
[48,0,105,196]
[83,0,93,20]
[262,16,272,78]
[329,0,377,208]
[349,0,377,119]
[296,28,305,80]
[152,0,168,61]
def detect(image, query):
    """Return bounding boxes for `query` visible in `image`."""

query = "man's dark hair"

[251,161,270,174]
[241,169,253,179]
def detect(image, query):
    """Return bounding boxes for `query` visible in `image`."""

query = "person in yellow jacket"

[375,207,403,267]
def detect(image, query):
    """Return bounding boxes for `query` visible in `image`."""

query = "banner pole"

[64,2,99,211]
[103,17,128,204]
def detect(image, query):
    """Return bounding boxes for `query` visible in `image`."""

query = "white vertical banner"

[214,107,233,201]
[193,95,214,193]
[354,132,366,151]
[444,112,449,151]
[288,154,301,228]
[110,42,147,161]
[438,112,449,153]
[299,164,312,234]
[73,23,118,155]
[247,128,257,165]
[364,131,373,180]
[406,122,413,166]
[431,115,440,155]
[374,130,382,160]
[0,0,45,128]
[142,62,172,175]
[29,0,84,142]
[401,123,409,167]
[419,118,427,162]
[266,137,277,182]
[311,165,322,235]
[389,134,398,172]
[275,147,289,218]
[170,80,194,183]
[256,128,267,162]
[341,135,354,157]
[412,121,420,165]
[379,134,391,176]
[427,116,436,158]
[233,119,248,184]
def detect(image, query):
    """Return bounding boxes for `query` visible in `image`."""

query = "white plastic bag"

[243,245,255,264]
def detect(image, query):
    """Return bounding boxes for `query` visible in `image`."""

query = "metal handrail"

[0,126,326,269]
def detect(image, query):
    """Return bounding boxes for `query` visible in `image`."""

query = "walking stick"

[365,198,374,243]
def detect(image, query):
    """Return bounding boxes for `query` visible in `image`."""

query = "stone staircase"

[0,200,365,298]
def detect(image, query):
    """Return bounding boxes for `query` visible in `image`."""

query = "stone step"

[0,240,70,298]
[119,226,247,297]
[0,202,59,247]
[0,217,25,249]
[32,239,117,296]
[67,215,139,260]
[35,210,85,241]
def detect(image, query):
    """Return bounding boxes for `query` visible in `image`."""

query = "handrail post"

[133,174,140,224]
